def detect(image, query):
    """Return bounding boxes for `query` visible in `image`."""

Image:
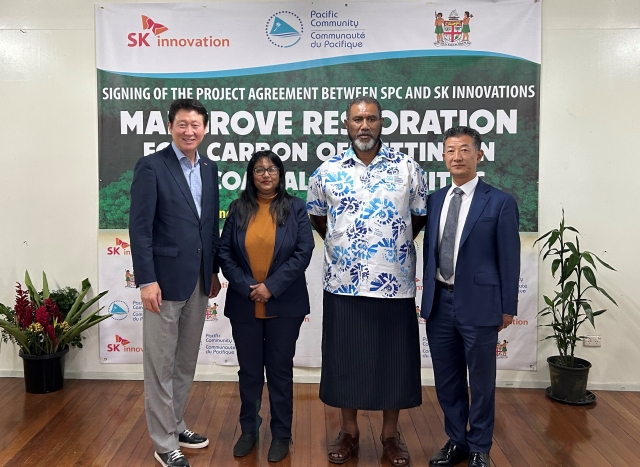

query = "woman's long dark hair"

[230,150,292,230]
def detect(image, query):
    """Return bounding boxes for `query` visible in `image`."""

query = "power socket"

[583,335,602,347]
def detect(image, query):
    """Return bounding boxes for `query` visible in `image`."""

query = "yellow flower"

[28,322,44,333]
[60,321,71,332]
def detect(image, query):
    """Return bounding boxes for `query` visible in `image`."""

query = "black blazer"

[129,144,220,301]
[218,196,314,322]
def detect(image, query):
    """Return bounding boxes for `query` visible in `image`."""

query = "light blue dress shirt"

[172,141,202,218]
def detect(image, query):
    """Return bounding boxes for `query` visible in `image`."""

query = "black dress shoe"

[233,432,257,457]
[468,452,490,467]
[429,440,469,467]
[267,437,291,462]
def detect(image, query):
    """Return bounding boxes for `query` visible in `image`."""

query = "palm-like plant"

[534,211,617,367]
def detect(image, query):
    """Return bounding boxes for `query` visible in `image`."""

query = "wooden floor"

[1,380,640,466]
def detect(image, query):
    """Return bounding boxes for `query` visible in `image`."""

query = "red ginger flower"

[14,283,32,330]
[45,324,58,346]
[35,305,49,327]
[21,306,33,329]
[44,298,62,321]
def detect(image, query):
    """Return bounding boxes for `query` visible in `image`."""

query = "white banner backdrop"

[97,1,541,370]
[99,231,537,369]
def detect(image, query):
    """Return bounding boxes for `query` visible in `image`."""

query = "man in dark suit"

[421,126,520,467]
[129,99,221,467]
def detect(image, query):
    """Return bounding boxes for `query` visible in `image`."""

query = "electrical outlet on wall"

[583,335,602,347]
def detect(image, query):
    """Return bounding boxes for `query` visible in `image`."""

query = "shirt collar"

[172,142,200,166]
[344,141,392,165]
[449,175,479,197]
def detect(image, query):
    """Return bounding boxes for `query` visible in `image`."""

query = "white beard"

[353,136,378,152]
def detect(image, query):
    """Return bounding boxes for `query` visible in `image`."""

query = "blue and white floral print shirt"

[306,143,428,299]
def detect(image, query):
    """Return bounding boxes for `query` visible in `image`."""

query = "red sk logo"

[142,15,168,36]
[115,238,130,249]
[115,335,130,346]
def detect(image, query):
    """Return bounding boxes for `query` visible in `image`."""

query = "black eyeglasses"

[254,166,279,175]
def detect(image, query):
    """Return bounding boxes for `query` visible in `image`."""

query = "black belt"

[436,280,454,292]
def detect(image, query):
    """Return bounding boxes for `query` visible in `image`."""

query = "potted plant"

[0,271,109,393]
[534,211,617,404]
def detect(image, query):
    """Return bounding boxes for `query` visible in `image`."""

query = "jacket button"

[197,248,202,253]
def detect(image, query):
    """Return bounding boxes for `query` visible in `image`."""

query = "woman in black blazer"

[218,150,314,463]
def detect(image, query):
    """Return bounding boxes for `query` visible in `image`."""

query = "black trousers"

[231,316,305,439]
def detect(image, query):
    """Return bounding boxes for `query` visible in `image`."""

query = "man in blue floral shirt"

[307,96,427,467]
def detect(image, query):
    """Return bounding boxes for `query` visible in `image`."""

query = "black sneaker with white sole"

[179,429,210,449]
[154,449,190,467]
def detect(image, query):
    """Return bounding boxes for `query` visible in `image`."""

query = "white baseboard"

[2,370,639,391]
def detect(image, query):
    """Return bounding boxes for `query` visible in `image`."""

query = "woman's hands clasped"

[249,283,272,303]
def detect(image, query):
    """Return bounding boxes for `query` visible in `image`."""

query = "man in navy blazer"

[129,99,221,467]
[421,126,520,467]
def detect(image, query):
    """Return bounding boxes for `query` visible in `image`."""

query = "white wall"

[1,0,639,390]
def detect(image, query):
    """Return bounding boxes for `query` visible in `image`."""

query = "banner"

[96,1,541,370]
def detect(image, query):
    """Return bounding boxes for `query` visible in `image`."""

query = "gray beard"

[352,136,378,152]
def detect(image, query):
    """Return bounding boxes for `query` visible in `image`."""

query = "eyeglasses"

[254,166,279,175]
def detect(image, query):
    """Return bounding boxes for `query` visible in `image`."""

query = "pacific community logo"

[265,11,304,48]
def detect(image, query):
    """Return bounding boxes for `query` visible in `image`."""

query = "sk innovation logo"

[107,238,130,256]
[107,335,130,352]
[127,15,230,48]
[107,335,143,353]
[142,15,168,35]
[265,11,304,48]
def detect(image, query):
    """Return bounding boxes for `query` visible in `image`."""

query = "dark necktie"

[439,187,464,280]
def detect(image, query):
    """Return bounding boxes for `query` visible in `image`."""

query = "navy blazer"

[219,196,314,322]
[421,178,520,326]
[129,144,220,301]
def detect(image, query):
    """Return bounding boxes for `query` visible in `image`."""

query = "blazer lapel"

[236,227,251,270]
[200,157,213,221]
[272,211,290,260]
[163,147,200,219]
[460,178,490,247]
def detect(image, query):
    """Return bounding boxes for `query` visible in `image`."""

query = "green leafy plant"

[0,271,110,355]
[534,211,617,367]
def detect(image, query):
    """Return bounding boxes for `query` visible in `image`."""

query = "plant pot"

[547,355,593,404]
[19,347,69,394]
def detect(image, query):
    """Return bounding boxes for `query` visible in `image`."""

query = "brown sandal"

[328,432,360,464]
[381,435,411,466]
